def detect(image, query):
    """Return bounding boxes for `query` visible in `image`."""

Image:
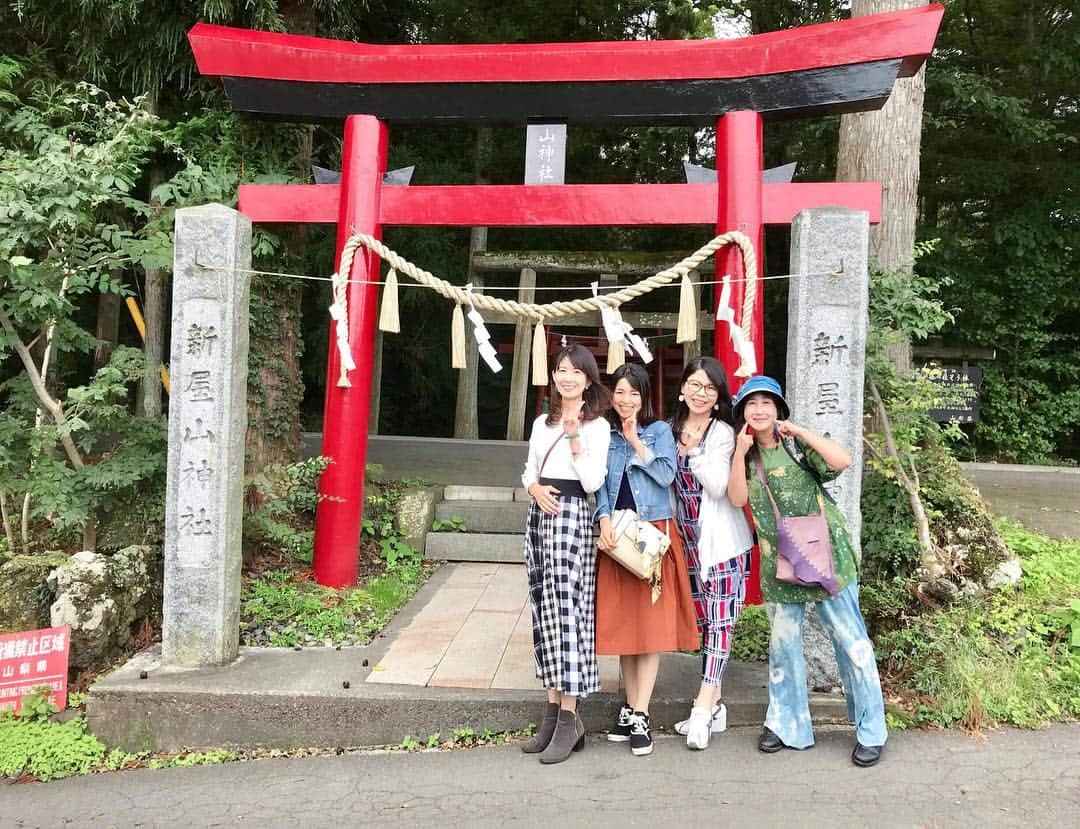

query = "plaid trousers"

[523,496,599,697]
[685,542,752,687]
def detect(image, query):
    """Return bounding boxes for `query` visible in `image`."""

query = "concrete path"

[5,725,1078,828]
[368,562,619,691]
[961,463,1080,539]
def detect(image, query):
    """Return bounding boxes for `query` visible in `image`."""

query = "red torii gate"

[188,4,943,588]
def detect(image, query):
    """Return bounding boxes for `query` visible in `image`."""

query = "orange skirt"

[596,518,700,655]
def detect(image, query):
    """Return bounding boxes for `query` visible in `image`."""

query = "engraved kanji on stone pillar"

[786,206,870,558]
[163,204,251,667]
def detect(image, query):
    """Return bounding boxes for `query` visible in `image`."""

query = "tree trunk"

[837,0,928,374]
[94,288,122,371]
[141,186,166,416]
[246,279,304,478]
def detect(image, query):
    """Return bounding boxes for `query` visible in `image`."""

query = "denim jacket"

[594,420,677,523]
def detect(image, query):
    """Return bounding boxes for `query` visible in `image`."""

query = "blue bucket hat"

[732,375,790,421]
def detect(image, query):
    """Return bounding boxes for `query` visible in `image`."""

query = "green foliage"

[240,561,427,647]
[399,734,421,751]
[1,347,167,551]
[0,59,168,552]
[877,521,1080,729]
[0,708,133,781]
[919,0,1079,461]
[431,515,467,533]
[730,605,769,662]
[146,749,237,770]
[243,457,329,563]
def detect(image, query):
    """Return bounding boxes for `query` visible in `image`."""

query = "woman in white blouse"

[520,344,611,764]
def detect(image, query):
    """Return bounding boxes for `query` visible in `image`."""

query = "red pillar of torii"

[189,4,943,587]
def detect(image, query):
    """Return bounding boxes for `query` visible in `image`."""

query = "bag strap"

[751,449,785,524]
[538,432,564,476]
[752,446,826,520]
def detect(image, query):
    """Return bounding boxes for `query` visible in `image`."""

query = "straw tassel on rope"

[606,307,626,373]
[531,320,548,386]
[676,272,697,344]
[451,304,467,369]
[378,268,400,333]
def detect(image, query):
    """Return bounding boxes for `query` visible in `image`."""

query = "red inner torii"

[188,4,943,589]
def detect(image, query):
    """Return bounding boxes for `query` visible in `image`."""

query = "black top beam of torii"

[189,5,944,126]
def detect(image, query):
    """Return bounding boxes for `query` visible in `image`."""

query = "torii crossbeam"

[189,4,943,588]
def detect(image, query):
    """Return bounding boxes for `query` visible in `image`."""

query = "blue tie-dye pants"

[764,582,887,749]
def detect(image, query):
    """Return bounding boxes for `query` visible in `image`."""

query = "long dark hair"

[669,356,733,441]
[545,344,612,427]
[605,363,657,430]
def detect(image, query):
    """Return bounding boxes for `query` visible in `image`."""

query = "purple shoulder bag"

[752,450,840,596]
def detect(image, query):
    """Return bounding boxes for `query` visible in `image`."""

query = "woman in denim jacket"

[594,363,698,756]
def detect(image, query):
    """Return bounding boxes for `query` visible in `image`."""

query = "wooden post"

[506,267,536,441]
[683,268,703,366]
[454,272,484,439]
[369,329,383,435]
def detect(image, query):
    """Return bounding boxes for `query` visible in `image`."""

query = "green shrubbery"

[876,521,1080,729]
[240,461,431,647]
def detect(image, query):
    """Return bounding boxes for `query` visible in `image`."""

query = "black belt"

[538,477,588,499]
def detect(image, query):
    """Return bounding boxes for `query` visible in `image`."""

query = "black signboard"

[927,365,983,423]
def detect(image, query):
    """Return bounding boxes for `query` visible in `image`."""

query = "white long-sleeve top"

[687,419,754,579]
[521,415,610,495]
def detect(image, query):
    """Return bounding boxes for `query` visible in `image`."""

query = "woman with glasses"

[669,357,754,750]
[520,344,612,764]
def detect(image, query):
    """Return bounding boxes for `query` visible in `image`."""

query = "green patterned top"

[744,440,858,604]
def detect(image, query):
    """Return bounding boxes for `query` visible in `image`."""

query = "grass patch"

[240,560,430,648]
[0,690,240,782]
[731,605,769,662]
[877,520,1080,729]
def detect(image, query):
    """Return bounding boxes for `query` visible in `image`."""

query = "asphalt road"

[4,725,1078,828]
[960,463,1080,539]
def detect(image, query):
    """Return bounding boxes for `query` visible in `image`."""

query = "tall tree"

[836,0,930,373]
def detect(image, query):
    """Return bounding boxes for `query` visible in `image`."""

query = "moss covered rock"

[0,553,67,633]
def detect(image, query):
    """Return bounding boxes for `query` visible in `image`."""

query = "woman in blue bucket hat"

[727,375,887,767]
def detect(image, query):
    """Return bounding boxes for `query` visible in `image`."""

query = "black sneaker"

[607,702,633,742]
[629,711,653,756]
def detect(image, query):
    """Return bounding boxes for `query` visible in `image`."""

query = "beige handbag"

[606,510,670,603]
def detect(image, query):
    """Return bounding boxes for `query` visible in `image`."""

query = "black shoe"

[852,742,884,767]
[758,727,785,753]
[607,702,633,743]
[629,711,653,756]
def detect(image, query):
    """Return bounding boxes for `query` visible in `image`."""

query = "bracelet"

[564,432,581,440]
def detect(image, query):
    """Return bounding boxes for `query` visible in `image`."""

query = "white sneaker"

[685,707,713,750]
[674,701,727,736]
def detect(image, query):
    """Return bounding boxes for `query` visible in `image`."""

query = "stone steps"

[434,500,530,534]
[425,531,523,563]
[425,484,533,563]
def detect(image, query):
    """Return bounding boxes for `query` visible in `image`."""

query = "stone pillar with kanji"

[162,204,251,667]
[787,206,870,555]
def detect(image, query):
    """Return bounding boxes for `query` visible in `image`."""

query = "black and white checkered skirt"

[523,496,599,697]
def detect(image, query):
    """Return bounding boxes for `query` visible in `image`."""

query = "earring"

[678,394,684,402]
[713,403,719,411]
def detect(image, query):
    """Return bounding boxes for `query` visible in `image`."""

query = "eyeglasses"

[684,380,720,397]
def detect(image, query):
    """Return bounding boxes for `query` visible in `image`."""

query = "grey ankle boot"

[521,702,559,754]
[539,709,585,764]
